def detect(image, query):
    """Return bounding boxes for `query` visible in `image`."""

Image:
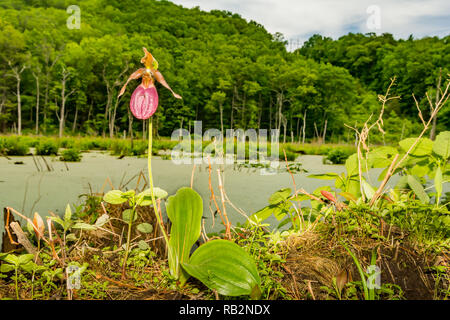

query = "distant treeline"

[0,0,448,142]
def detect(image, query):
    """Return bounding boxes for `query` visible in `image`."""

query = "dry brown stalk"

[369,75,450,206]
[217,169,231,239]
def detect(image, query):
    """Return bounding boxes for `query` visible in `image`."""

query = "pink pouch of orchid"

[130,85,159,120]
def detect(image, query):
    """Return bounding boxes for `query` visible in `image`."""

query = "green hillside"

[0,0,448,141]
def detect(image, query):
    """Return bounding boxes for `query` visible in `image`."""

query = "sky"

[170,0,450,49]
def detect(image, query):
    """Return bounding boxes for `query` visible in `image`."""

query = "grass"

[0,134,356,161]
[60,148,82,162]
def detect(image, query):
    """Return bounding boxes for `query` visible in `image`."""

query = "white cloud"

[171,0,450,46]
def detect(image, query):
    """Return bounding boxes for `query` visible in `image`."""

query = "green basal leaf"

[182,239,261,299]
[399,137,433,157]
[268,188,291,205]
[166,187,203,285]
[103,190,128,205]
[407,175,430,204]
[433,131,450,160]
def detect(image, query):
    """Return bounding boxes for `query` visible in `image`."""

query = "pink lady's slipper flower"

[118,47,182,119]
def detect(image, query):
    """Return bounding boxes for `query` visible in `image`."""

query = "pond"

[0,151,398,241]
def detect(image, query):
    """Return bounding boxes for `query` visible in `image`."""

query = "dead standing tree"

[57,67,76,138]
[6,60,27,135]
[102,62,129,138]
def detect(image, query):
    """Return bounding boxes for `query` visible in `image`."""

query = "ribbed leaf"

[399,138,433,156]
[433,131,450,160]
[182,240,261,298]
[407,175,430,204]
[166,187,203,285]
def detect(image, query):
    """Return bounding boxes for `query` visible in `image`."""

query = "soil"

[281,227,444,300]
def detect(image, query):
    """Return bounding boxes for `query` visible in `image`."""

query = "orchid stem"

[148,118,170,253]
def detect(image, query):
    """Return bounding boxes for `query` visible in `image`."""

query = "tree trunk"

[230,86,236,130]
[8,62,26,136]
[430,68,442,141]
[322,119,328,144]
[16,77,22,135]
[59,68,75,138]
[219,102,224,135]
[128,108,133,139]
[72,105,78,132]
[302,109,307,144]
[34,74,40,134]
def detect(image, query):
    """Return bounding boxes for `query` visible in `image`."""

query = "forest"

[0,0,449,304]
[0,0,448,141]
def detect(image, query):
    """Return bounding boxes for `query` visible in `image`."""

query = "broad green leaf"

[138,240,149,251]
[48,216,65,228]
[103,190,127,205]
[166,187,203,285]
[410,164,429,177]
[182,240,261,299]
[307,173,340,180]
[136,223,153,234]
[290,194,311,202]
[399,138,433,156]
[95,214,110,227]
[369,146,398,168]
[66,233,77,242]
[340,192,357,202]
[433,131,450,160]
[273,205,287,221]
[122,209,137,223]
[20,261,41,274]
[346,178,361,199]
[64,204,72,222]
[18,254,34,266]
[434,166,443,202]
[249,205,277,223]
[3,254,19,266]
[407,175,430,204]
[0,264,15,273]
[395,175,409,190]
[345,153,359,176]
[72,222,97,230]
[136,187,169,206]
[361,180,375,200]
[268,188,291,205]
[122,190,135,197]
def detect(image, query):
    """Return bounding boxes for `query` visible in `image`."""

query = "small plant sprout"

[103,188,168,279]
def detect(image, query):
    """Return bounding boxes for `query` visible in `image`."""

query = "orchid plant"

[117,47,182,257]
